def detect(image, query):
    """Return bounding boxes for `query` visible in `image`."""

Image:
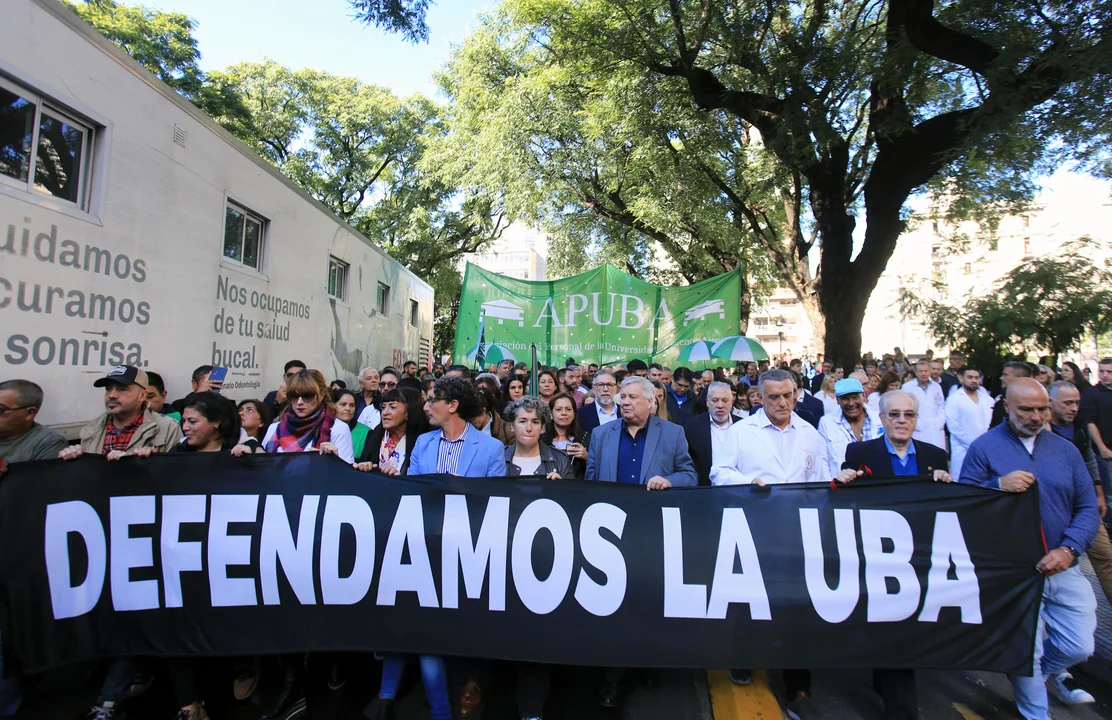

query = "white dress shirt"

[817,406,884,479]
[944,388,994,478]
[711,409,822,486]
[595,401,619,426]
[901,379,946,448]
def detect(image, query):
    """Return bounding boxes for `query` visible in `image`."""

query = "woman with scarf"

[251,369,354,463]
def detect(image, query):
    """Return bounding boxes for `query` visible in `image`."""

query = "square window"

[377,283,390,315]
[327,256,349,301]
[409,299,419,327]
[0,77,95,210]
[223,201,266,271]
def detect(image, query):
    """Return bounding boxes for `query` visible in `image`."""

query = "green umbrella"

[466,343,516,367]
[712,336,770,363]
[677,340,717,363]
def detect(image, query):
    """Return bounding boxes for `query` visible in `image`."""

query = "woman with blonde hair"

[650,379,671,422]
[251,369,354,463]
[817,374,840,416]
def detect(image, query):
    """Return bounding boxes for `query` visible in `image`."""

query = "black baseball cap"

[94,365,149,389]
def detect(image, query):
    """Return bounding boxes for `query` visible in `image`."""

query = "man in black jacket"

[682,382,739,486]
[836,389,951,720]
[665,367,697,423]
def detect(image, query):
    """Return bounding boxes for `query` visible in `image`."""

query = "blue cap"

[834,378,864,397]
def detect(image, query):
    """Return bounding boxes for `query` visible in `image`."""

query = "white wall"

[0,0,433,428]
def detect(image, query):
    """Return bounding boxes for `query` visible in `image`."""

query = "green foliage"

[900,239,1112,372]
[348,0,433,43]
[64,0,249,125]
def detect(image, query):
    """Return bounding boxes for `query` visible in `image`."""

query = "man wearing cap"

[818,378,884,479]
[58,365,182,460]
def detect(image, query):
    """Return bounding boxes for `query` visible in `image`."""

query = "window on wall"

[0,77,95,210]
[377,282,390,314]
[223,201,265,271]
[327,257,349,301]
[409,299,419,327]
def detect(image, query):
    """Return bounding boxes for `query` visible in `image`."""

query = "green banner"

[452,264,744,368]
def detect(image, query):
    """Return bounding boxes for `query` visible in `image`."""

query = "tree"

[64,0,249,125]
[445,0,1112,367]
[434,15,780,328]
[349,0,435,43]
[900,239,1112,373]
[210,61,507,354]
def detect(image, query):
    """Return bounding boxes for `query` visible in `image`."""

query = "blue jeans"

[1010,566,1096,719]
[379,655,451,720]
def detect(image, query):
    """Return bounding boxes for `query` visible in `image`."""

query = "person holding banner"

[961,378,1100,716]
[257,370,354,463]
[409,377,505,478]
[504,396,575,480]
[353,388,428,475]
[542,393,589,478]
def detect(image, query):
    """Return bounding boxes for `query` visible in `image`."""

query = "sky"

[143,0,495,98]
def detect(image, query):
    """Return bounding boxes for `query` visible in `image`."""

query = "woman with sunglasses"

[250,369,354,463]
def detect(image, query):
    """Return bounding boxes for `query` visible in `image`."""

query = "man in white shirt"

[682,382,740,485]
[902,359,946,449]
[577,370,619,434]
[945,366,994,478]
[818,378,884,479]
[711,369,823,486]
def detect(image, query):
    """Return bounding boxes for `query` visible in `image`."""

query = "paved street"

[15,551,1112,719]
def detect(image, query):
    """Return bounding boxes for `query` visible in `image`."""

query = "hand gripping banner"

[0,454,1043,675]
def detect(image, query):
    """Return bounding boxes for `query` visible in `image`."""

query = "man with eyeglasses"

[665,367,697,423]
[833,390,950,720]
[578,370,619,434]
[263,359,306,419]
[359,369,400,429]
[0,379,67,465]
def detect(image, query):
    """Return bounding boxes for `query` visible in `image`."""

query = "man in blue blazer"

[408,376,506,477]
[578,370,620,434]
[586,376,697,489]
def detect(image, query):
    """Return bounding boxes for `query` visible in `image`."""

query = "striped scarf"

[266,404,334,454]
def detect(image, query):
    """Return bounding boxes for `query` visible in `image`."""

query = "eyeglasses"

[885,411,918,420]
[426,396,446,404]
[287,392,317,402]
[381,381,398,388]
[0,405,30,416]
[594,382,616,389]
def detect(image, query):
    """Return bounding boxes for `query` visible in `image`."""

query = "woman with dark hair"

[542,393,588,479]
[175,392,240,452]
[237,399,270,445]
[1062,361,1092,391]
[732,381,749,418]
[421,377,436,400]
[354,388,428,475]
[650,379,671,422]
[245,369,353,463]
[503,376,525,405]
[472,385,513,444]
[333,388,369,459]
[536,369,558,402]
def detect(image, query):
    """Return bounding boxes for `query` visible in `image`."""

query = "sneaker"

[785,693,814,720]
[729,669,753,686]
[233,671,259,701]
[88,701,124,720]
[1050,672,1095,705]
[362,697,394,720]
[327,664,346,691]
[126,672,153,699]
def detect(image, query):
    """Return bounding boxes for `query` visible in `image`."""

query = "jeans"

[1010,566,1097,719]
[379,655,451,720]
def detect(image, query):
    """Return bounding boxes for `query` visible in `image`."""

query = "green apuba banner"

[452,264,743,368]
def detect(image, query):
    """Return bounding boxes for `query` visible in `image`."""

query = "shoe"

[126,672,153,699]
[362,697,394,720]
[598,681,628,709]
[1050,672,1095,705]
[327,664,346,691]
[729,669,753,686]
[233,671,259,701]
[278,697,307,720]
[175,703,209,720]
[458,680,482,716]
[88,701,125,720]
[785,693,813,720]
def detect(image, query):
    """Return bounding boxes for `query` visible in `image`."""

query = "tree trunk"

[739,270,753,334]
[798,291,825,358]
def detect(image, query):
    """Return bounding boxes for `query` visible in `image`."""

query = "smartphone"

[208,366,229,390]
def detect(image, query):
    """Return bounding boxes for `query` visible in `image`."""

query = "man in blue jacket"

[409,376,505,478]
[961,378,1099,717]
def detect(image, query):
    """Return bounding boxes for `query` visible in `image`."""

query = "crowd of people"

[0,348,1110,720]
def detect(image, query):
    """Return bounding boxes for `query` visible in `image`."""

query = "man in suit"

[584,375,696,708]
[793,372,825,429]
[578,370,619,434]
[810,360,831,394]
[409,376,506,478]
[834,389,951,720]
[585,376,697,489]
[683,381,740,486]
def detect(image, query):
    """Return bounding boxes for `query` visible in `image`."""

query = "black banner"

[0,454,1043,675]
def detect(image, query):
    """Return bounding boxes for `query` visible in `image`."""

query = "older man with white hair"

[683,381,740,486]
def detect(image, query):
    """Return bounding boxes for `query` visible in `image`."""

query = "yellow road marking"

[707,669,782,719]
[952,702,985,720]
